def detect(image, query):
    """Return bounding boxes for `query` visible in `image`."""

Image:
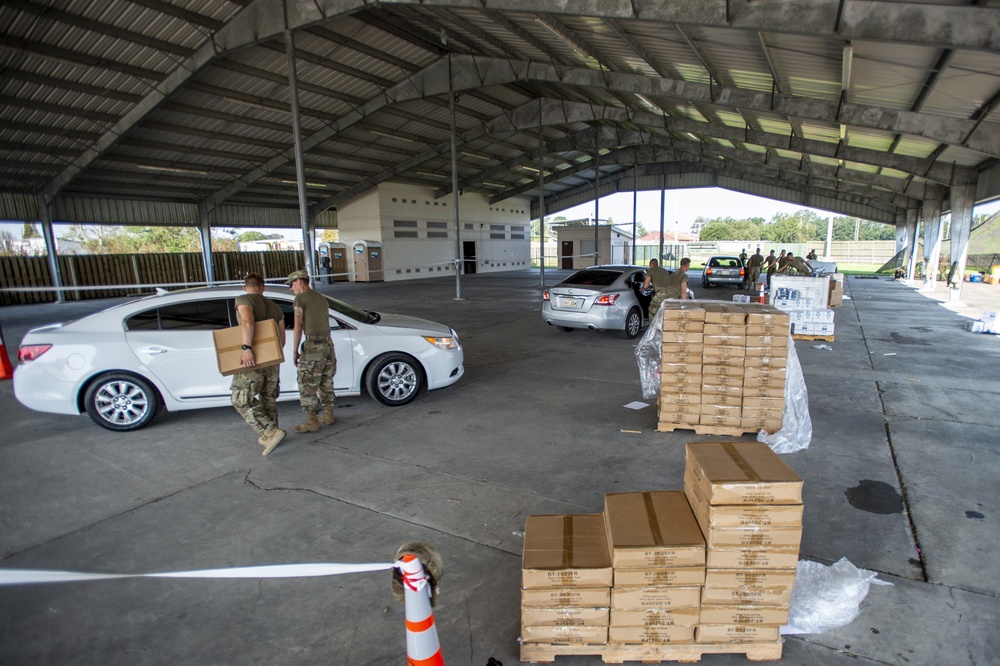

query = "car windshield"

[564,269,623,286]
[321,294,377,324]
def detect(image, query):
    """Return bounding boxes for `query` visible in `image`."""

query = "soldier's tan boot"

[260,427,286,456]
[293,413,320,433]
[319,407,336,426]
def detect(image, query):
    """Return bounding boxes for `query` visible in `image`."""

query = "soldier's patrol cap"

[286,269,309,283]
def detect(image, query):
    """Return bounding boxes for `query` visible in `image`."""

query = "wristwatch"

[241,344,252,351]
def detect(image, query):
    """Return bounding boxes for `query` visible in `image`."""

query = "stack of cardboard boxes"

[520,514,612,646]
[658,302,791,435]
[770,274,836,338]
[685,441,804,645]
[520,442,803,659]
[604,492,706,645]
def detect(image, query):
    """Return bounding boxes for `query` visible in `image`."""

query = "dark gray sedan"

[701,255,746,288]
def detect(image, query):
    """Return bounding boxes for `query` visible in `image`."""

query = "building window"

[427,231,448,238]
[490,224,505,231]
[490,233,505,239]
[427,221,448,229]
[511,233,525,239]
[394,220,418,228]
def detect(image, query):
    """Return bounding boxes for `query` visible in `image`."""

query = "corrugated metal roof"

[2,0,1000,227]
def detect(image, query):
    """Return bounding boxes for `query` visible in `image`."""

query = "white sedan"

[13,286,464,431]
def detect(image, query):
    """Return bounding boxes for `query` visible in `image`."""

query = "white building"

[335,183,531,282]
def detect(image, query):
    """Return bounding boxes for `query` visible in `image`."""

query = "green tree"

[237,230,269,242]
[321,229,339,242]
[22,222,40,238]
[699,221,736,241]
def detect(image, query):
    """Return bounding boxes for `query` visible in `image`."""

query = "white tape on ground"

[0,562,395,586]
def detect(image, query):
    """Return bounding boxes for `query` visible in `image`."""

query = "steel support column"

[593,149,599,266]
[285,30,314,281]
[921,189,943,289]
[197,203,214,285]
[538,112,546,287]
[450,56,463,300]
[659,176,665,262]
[36,195,63,303]
[948,167,977,295]
[906,203,920,279]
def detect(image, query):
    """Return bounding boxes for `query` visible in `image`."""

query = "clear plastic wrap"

[634,307,664,400]
[757,335,812,453]
[781,557,892,635]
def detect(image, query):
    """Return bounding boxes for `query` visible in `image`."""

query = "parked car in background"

[701,255,746,288]
[542,265,693,339]
[14,286,464,431]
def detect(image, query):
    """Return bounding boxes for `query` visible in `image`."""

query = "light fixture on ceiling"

[534,16,592,61]
[841,42,854,93]
[519,164,541,174]
[635,93,662,114]
[279,179,329,188]
[415,170,449,179]
[222,96,285,113]
[136,164,210,176]
[368,128,417,142]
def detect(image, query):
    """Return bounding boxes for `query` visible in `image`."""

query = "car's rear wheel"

[365,353,423,406]
[621,307,642,339]
[84,373,160,431]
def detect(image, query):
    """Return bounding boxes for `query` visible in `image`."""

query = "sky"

[4,187,1000,240]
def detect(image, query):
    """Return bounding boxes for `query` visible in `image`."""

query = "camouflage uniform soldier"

[642,258,691,320]
[232,273,286,456]
[288,269,337,433]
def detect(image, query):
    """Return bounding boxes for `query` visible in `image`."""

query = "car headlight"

[424,336,458,350]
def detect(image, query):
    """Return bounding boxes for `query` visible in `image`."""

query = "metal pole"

[36,195,64,303]
[285,30,314,280]
[632,156,637,265]
[197,203,214,285]
[659,176,666,262]
[450,56,463,300]
[593,148,599,265]
[824,216,834,260]
[538,111,546,287]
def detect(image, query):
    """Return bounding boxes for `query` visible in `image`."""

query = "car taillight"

[705,268,713,275]
[740,267,745,276]
[595,294,619,306]
[19,344,52,362]
[542,291,550,301]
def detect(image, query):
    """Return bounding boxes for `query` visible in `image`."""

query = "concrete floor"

[0,271,998,665]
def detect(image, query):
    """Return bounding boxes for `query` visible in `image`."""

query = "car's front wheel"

[621,307,642,339]
[83,373,160,431]
[365,353,424,406]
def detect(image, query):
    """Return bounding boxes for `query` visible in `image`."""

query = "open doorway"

[463,241,477,274]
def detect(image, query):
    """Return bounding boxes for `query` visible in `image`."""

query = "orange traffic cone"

[399,553,444,666]
[758,281,767,304]
[0,323,13,381]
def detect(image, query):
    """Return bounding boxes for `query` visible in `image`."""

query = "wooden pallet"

[521,640,783,664]
[656,423,766,437]
[792,334,834,342]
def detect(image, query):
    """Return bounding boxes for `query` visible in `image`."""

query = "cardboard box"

[662,330,704,344]
[609,625,696,644]
[212,319,284,377]
[520,624,608,644]
[658,406,703,424]
[702,303,748,324]
[706,547,800,569]
[704,323,745,336]
[698,414,742,428]
[613,567,706,588]
[521,587,611,608]
[661,302,708,320]
[659,371,703,386]
[701,364,733,378]
[696,624,780,644]
[740,417,783,433]
[611,586,702,610]
[745,324,789,336]
[702,345,746,361]
[662,319,706,333]
[744,335,786,348]
[704,568,798,588]
[745,366,787,381]
[741,397,784,413]
[743,354,788,367]
[701,584,794,606]
[660,392,702,407]
[662,361,702,374]
[699,404,742,418]
[701,383,744,397]
[610,608,700,628]
[685,484,804,527]
[603,491,706,569]
[521,606,610,627]
[685,441,804,505]
[662,342,705,355]
[699,605,789,626]
[699,393,742,408]
[739,386,785,399]
[745,305,791,324]
[522,515,613,589]
[700,526,802,550]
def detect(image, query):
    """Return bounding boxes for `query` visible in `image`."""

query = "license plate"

[562,298,580,308]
